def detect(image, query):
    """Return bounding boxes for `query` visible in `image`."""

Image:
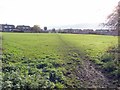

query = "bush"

[101,53,114,62]
[103,61,117,73]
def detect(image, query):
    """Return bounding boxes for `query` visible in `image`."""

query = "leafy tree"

[31,25,41,33]
[44,27,47,31]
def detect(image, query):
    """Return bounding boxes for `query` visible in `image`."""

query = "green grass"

[2,32,118,89]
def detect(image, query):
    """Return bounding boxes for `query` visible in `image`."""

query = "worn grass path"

[56,34,116,88]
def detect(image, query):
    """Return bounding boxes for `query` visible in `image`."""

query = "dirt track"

[57,34,116,88]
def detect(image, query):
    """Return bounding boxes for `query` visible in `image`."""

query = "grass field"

[1,32,119,89]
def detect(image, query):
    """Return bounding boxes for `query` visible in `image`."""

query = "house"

[0,24,2,32]
[95,29,110,35]
[109,29,118,36]
[0,24,15,32]
[16,25,31,32]
[62,29,73,33]
[72,29,82,34]
[95,29,109,32]
[82,29,94,34]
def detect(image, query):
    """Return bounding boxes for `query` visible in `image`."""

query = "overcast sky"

[0,0,119,28]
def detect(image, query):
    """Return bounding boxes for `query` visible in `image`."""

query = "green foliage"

[101,53,114,62]
[100,47,119,80]
[55,82,64,88]
[2,33,118,88]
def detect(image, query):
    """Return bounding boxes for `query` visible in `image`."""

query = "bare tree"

[106,1,120,35]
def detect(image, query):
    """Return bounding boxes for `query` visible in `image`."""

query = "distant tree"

[105,1,120,35]
[31,25,41,33]
[52,28,56,33]
[44,27,47,31]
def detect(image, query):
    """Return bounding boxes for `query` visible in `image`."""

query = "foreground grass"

[2,33,118,89]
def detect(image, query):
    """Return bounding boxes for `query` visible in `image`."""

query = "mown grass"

[2,32,118,89]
